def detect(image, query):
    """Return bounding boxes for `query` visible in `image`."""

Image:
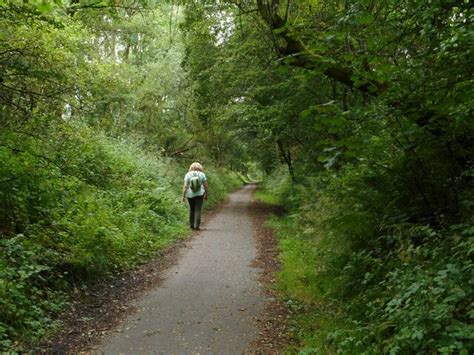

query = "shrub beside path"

[96,184,269,354]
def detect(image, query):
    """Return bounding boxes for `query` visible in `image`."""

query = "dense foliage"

[0,0,242,350]
[183,0,474,353]
[1,0,473,352]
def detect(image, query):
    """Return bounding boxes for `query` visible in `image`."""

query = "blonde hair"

[189,162,203,172]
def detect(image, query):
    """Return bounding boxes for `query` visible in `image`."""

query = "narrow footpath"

[96,185,268,354]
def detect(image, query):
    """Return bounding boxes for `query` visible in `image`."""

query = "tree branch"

[255,0,386,95]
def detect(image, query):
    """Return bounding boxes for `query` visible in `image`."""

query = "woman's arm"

[182,180,189,202]
[203,181,209,201]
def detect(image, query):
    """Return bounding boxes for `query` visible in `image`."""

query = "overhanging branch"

[255,0,386,96]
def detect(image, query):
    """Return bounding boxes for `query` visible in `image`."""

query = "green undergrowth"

[0,125,242,351]
[265,213,350,354]
[257,166,474,354]
[253,190,280,206]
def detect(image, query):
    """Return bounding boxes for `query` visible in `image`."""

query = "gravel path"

[97,185,268,354]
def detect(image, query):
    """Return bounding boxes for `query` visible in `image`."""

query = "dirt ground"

[247,199,290,354]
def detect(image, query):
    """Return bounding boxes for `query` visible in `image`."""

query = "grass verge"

[254,191,346,354]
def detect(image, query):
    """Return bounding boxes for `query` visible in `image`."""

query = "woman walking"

[182,162,208,230]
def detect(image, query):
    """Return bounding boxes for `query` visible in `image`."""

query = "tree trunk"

[277,140,295,181]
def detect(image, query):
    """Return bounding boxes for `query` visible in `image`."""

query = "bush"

[0,236,66,350]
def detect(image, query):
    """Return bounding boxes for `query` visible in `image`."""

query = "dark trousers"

[187,195,204,229]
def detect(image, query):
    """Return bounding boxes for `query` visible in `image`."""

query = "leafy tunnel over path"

[1,0,473,353]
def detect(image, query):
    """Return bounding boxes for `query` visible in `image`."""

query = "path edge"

[246,189,291,354]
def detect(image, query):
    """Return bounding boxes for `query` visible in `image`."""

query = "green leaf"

[355,13,373,25]
[276,64,289,75]
[36,0,53,13]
